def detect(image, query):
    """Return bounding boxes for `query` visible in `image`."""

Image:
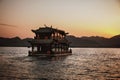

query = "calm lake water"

[0,47,120,80]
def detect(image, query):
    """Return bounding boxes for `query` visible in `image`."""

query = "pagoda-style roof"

[32,26,68,35]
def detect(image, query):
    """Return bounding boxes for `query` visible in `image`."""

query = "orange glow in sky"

[0,0,120,38]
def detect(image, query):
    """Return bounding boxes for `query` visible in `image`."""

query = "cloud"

[0,23,17,27]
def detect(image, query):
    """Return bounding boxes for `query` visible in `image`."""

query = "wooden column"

[55,44,56,52]
[37,45,40,52]
[61,44,62,53]
[58,44,59,52]
[32,45,34,52]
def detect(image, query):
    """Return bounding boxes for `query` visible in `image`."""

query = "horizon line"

[0,34,120,39]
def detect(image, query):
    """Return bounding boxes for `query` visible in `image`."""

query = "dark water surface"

[0,47,120,80]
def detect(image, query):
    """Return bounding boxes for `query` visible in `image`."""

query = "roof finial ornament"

[50,25,52,28]
[44,24,47,27]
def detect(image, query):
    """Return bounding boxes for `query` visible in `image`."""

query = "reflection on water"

[0,47,120,80]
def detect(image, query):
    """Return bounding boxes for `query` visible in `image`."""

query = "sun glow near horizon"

[0,0,120,38]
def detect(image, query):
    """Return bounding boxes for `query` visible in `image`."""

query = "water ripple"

[0,47,120,80]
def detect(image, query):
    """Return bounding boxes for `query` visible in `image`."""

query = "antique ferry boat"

[28,25,72,56]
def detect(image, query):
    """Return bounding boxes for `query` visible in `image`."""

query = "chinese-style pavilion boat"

[28,25,72,56]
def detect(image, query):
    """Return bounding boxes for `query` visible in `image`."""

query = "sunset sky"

[0,0,120,38]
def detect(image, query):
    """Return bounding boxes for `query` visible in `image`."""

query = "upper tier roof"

[32,26,68,35]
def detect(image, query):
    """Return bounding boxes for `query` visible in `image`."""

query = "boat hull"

[28,51,72,57]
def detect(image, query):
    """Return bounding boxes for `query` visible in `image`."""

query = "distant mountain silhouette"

[108,34,120,47]
[0,35,120,48]
[66,35,120,48]
[0,37,32,47]
[66,36,108,47]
